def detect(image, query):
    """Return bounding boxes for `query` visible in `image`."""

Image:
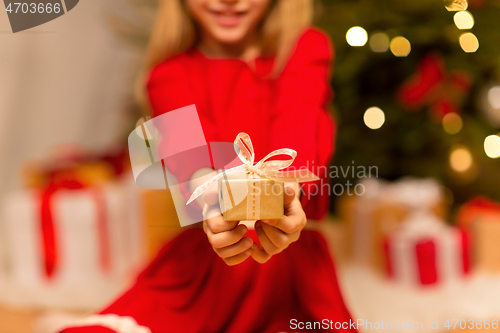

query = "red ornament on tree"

[398,53,472,120]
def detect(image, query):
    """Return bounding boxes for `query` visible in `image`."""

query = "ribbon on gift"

[383,211,470,286]
[39,178,110,278]
[187,132,320,206]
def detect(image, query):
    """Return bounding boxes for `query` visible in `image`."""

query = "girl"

[61,0,356,332]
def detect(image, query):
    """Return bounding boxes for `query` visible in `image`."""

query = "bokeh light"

[484,135,500,158]
[346,27,368,47]
[442,113,463,134]
[444,0,468,11]
[488,86,500,109]
[454,11,474,29]
[369,32,390,52]
[459,33,479,53]
[390,37,411,57]
[450,145,473,172]
[364,107,385,130]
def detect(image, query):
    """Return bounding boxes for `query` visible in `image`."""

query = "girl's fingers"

[214,237,253,258]
[205,212,238,234]
[255,221,282,255]
[223,248,253,266]
[204,221,248,249]
[261,222,299,249]
[203,190,219,206]
[250,243,272,264]
[262,200,306,234]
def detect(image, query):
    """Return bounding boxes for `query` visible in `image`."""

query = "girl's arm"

[147,60,214,214]
[270,28,335,220]
[252,29,335,263]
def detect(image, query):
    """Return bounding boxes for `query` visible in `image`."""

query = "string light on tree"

[390,37,411,57]
[459,33,479,53]
[442,113,463,134]
[484,135,500,158]
[369,32,390,52]
[450,145,473,172]
[363,107,385,129]
[454,11,474,29]
[488,86,500,109]
[444,0,468,11]
[346,26,368,47]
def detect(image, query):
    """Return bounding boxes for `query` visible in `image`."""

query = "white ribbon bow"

[186,132,319,205]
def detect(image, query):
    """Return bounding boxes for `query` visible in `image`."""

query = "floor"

[1,222,499,333]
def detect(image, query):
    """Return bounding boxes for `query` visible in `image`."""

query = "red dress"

[61,28,355,333]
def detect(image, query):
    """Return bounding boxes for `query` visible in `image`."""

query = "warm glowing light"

[442,113,463,134]
[450,145,473,172]
[364,107,385,130]
[369,32,390,52]
[488,86,500,109]
[346,27,368,47]
[484,135,500,158]
[390,37,411,57]
[459,33,479,53]
[444,0,468,11]
[454,11,474,29]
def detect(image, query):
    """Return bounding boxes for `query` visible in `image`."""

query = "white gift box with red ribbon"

[383,211,471,286]
[351,177,444,265]
[0,180,144,309]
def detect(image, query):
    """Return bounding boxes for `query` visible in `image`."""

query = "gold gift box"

[219,173,284,221]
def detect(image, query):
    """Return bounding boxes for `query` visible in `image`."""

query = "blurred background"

[1,0,500,332]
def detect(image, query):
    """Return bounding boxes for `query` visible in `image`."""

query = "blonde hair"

[137,0,313,107]
[147,0,313,70]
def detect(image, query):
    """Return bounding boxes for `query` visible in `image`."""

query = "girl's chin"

[211,29,250,46]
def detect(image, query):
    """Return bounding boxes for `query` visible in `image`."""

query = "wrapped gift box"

[219,172,284,221]
[338,177,448,269]
[139,188,183,259]
[0,179,144,309]
[383,211,470,286]
[457,197,500,273]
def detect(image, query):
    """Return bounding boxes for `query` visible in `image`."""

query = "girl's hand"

[251,187,306,264]
[201,191,254,266]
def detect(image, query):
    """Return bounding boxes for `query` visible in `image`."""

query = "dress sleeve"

[147,59,198,117]
[271,28,336,220]
[147,60,213,213]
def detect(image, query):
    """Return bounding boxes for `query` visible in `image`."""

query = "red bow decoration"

[39,177,110,279]
[398,53,472,119]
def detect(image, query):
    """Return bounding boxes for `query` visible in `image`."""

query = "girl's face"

[186,0,271,46]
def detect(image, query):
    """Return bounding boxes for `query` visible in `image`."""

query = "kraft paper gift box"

[457,197,500,273]
[383,211,471,286]
[340,177,448,269]
[140,188,183,259]
[0,178,144,309]
[219,172,284,222]
[186,133,319,223]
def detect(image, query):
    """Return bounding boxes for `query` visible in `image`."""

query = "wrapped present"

[187,133,319,222]
[139,188,183,259]
[21,146,129,190]
[457,197,500,273]
[0,177,144,309]
[219,172,284,221]
[383,211,471,286]
[339,177,448,268]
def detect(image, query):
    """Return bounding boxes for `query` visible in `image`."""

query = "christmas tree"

[316,0,500,208]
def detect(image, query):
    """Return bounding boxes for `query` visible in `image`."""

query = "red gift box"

[384,211,471,286]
